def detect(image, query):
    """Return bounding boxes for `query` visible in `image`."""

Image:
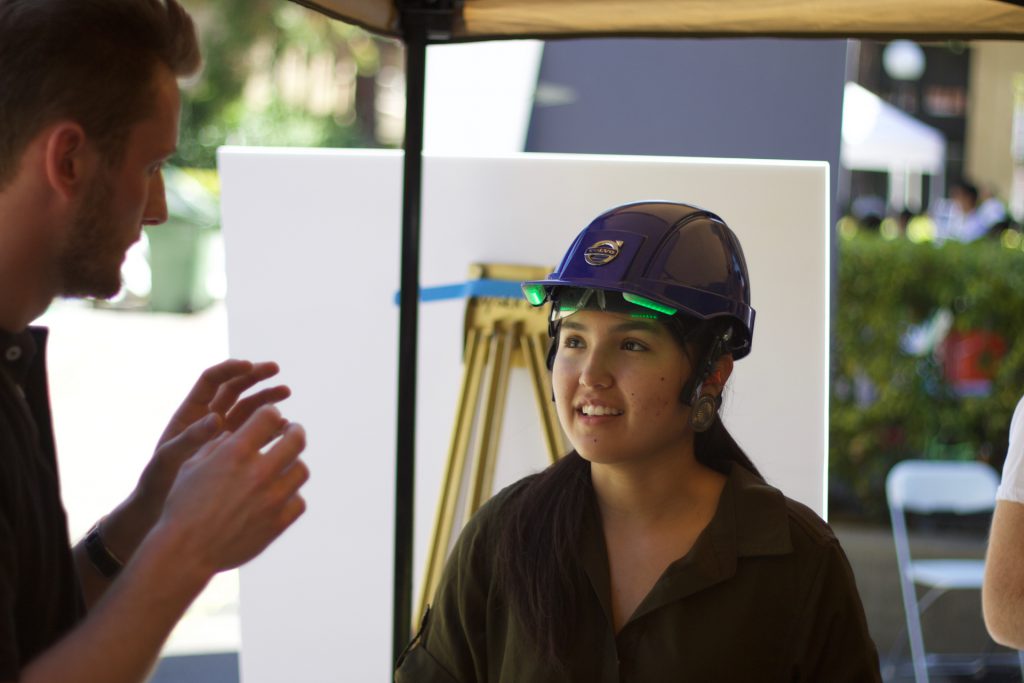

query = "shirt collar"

[579,461,793,628]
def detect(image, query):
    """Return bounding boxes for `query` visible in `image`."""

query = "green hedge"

[831,234,1024,518]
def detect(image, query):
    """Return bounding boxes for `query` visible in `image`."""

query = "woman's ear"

[705,354,734,396]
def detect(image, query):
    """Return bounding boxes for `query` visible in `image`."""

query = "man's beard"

[56,171,124,300]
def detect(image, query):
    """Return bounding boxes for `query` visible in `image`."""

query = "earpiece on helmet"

[690,393,718,432]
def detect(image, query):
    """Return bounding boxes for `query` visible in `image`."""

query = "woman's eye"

[622,340,648,352]
[563,336,584,349]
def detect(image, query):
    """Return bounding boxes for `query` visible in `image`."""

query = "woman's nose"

[578,352,613,389]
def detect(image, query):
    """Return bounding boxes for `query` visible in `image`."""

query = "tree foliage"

[831,233,1024,518]
[175,0,400,168]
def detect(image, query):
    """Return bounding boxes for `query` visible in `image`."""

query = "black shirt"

[0,327,85,678]
[397,464,881,682]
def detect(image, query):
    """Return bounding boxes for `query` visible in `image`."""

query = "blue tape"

[393,279,525,305]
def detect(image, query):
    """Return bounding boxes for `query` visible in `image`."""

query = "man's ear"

[42,123,95,200]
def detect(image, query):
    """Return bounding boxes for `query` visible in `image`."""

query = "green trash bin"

[145,167,219,313]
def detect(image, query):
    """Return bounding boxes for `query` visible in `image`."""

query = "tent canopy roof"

[290,0,1024,41]
[840,82,946,174]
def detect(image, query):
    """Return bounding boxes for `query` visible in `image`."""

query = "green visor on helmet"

[521,284,678,322]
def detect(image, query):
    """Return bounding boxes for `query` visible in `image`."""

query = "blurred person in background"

[0,2,309,682]
[937,181,1009,242]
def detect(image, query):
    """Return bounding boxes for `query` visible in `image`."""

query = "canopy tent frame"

[388,0,460,661]
[281,0,1024,666]
[292,0,1024,42]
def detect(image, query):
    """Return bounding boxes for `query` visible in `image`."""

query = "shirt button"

[5,346,21,362]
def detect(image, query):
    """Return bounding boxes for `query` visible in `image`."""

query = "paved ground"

[835,520,1022,682]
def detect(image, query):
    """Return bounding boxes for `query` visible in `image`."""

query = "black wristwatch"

[84,519,124,579]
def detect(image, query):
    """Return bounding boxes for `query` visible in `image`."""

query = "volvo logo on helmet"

[583,240,624,266]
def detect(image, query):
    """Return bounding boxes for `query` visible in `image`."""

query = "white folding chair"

[886,459,1006,682]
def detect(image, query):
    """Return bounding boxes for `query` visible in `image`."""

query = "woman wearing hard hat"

[396,201,879,682]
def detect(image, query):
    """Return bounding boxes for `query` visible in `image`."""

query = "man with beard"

[0,2,310,682]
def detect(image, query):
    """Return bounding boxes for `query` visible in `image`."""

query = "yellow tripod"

[416,263,566,625]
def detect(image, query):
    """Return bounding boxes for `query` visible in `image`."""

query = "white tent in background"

[841,80,947,212]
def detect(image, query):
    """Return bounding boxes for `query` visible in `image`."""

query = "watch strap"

[84,519,124,579]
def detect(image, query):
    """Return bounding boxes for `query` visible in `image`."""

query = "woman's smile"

[576,402,624,417]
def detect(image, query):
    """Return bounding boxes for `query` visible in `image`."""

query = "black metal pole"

[393,20,427,667]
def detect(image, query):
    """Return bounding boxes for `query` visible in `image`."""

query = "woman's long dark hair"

[495,315,761,666]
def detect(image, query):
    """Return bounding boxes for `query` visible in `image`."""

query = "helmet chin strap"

[681,326,733,406]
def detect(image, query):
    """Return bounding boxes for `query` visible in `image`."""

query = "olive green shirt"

[396,465,880,682]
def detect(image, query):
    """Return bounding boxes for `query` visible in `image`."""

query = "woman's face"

[552,309,695,467]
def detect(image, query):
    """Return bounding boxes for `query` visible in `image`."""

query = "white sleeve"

[996,395,1024,502]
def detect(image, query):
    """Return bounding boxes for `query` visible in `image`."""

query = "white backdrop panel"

[218,149,829,683]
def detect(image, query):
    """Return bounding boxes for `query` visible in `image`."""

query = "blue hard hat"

[522,201,756,359]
